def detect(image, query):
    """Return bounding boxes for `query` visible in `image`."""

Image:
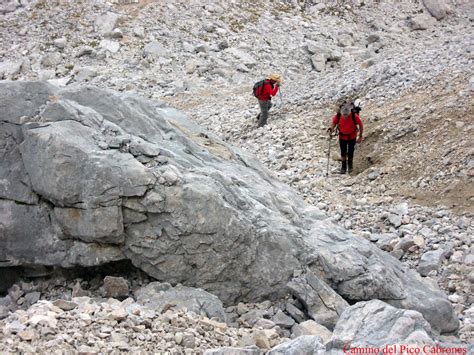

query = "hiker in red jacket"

[328,101,364,174]
[254,73,282,127]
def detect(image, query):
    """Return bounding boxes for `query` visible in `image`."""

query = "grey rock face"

[395,235,416,252]
[99,39,120,54]
[287,272,349,330]
[0,62,22,79]
[0,81,458,334]
[0,81,56,124]
[24,292,41,306]
[41,53,62,68]
[315,233,458,333]
[0,199,125,268]
[225,48,257,68]
[272,310,295,329]
[418,249,445,276]
[74,67,98,82]
[268,335,325,355]
[407,14,436,30]
[327,300,435,353]
[54,206,124,244]
[0,305,9,320]
[0,1,20,14]
[376,233,400,251]
[52,300,78,311]
[366,33,381,44]
[306,41,327,55]
[0,199,66,266]
[285,302,305,323]
[133,26,145,38]
[53,38,67,49]
[94,12,120,35]
[20,120,155,207]
[143,41,169,58]
[76,46,94,58]
[311,54,326,72]
[388,213,402,228]
[134,282,226,322]
[0,122,38,204]
[422,0,452,20]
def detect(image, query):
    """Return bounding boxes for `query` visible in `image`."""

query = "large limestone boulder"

[326,300,455,354]
[0,81,458,334]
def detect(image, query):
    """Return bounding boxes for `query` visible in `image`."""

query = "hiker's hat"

[267,73,282,84]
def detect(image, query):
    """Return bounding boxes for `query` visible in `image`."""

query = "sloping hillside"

[0,0,472,350]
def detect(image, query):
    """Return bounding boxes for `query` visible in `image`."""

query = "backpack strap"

[351,111,357,126]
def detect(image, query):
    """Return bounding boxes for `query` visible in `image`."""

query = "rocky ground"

[1,0,473,352]
[0,272,468,353]
[0,275,285,353]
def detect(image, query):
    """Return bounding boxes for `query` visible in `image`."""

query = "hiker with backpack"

[253,73,282,127]
[327,101,364,174]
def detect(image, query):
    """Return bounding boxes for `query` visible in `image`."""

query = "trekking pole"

[326,133,332,177]
[279,88,283,108]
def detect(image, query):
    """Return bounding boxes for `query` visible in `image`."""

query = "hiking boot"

[348,159,353,173]
[339,160,347,174]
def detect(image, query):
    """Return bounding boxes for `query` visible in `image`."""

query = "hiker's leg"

[339,139,348,174]
[257,101,263,122]
[257,100,264,121]
[258,100,270,127]
[258,100,271,121]
[347,139,356,161]
[348,139,356,173]
[339,138,348,161]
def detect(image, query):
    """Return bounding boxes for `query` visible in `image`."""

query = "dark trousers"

[339,139,356,160]
[258,100,272,127]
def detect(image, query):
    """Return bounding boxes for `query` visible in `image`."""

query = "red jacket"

[257,80,279,101]
[332,113,363,140]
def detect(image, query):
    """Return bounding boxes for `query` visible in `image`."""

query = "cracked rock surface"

[0,81,460,337]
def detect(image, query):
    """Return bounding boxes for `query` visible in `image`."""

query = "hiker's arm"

[271,84,279,96]
[327,116,337,134]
